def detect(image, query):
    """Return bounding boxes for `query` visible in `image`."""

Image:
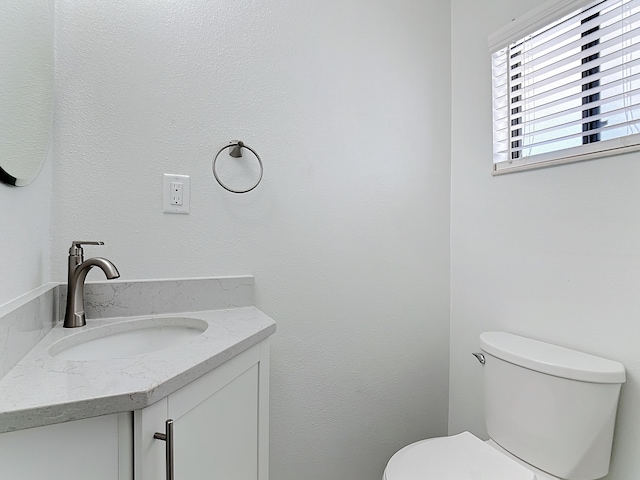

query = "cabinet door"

[135,340,269,480]
[171,363,258,480]
[0,412,131,480]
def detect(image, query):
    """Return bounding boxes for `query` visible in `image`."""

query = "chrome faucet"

[64,241,120,328]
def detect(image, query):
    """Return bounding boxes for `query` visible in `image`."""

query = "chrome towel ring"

[212,140,264,194]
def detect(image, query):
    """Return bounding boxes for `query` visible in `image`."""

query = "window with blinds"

[491,0,640,173]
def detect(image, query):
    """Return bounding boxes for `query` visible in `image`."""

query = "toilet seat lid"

[384,432,536,480]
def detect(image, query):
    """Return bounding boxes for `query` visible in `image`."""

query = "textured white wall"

[0,156,51,307]
[450,1,640,478]
[52,2,451,479]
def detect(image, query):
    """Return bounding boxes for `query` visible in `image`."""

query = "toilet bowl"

[383,332,626,480]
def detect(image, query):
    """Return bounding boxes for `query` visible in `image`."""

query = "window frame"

[489,0,640,174]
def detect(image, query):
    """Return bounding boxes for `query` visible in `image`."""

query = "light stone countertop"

[0,307,276,433]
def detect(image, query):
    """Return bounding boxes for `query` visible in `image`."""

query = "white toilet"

[384,332,626,480]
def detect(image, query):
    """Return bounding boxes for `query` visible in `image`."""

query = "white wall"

[0,156,51,307]
[450,1,640,478]
[52,2,451,480]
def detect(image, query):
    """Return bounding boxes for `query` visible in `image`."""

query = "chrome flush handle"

[472,352,486,364]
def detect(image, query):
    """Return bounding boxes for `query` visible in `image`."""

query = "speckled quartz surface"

[57,276,256,321]
[0,277,276,433]
[0,284,58,380]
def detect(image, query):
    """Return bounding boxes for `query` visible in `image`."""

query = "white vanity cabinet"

[0,278,275,480]
[134,339,270,480]
[0,338,270,480]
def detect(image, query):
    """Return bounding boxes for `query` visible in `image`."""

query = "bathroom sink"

[48,316,208,361]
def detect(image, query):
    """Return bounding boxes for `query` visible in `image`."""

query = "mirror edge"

[0,0,55,188]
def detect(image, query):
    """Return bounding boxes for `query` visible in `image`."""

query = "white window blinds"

[491,0,640,173]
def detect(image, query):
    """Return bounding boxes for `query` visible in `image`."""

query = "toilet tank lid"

[480,332,626,384]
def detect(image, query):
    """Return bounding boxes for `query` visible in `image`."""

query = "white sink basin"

[48,316,209,361]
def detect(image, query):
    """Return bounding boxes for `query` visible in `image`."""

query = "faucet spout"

[64,242,120,328]
[80,257,120,280]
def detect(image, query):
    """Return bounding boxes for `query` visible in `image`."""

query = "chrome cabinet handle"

[154,419,174,480]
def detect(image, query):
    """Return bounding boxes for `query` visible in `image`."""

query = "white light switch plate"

[163,174,190,214]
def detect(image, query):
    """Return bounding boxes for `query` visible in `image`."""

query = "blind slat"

[494,132,640,171]
[513,1,634,60]
[510,76,640,130]
[509,29,640,81]
[509,59,640,116]
[510,111,640,144]
[510,83,640,130]
[513,14,640,80]
[511,52,640,105]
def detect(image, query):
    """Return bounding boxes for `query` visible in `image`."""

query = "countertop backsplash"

[0,284,58,379]
[57,276,255,321]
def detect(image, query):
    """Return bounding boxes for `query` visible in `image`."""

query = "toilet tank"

[480,332,625,480]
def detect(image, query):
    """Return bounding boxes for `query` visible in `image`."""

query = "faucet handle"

[69,241,105,255]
